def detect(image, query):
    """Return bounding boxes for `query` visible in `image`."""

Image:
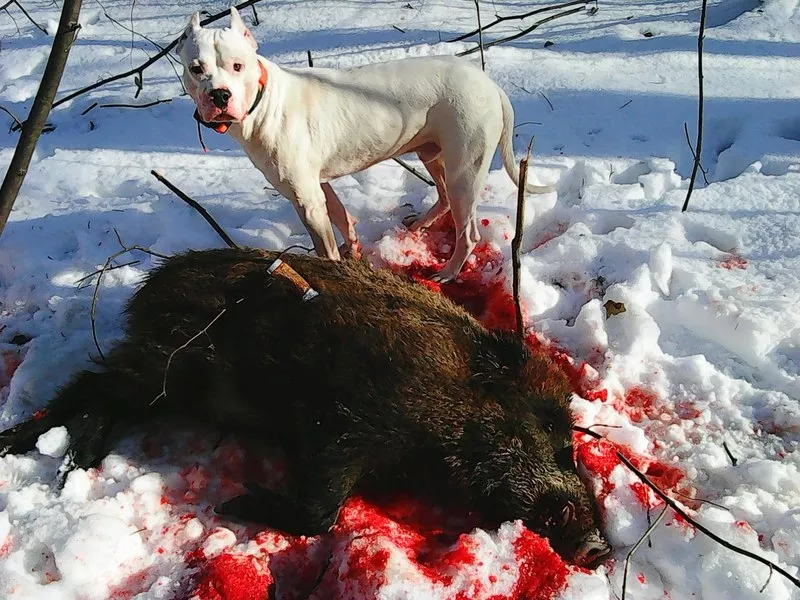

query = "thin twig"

[573,425,800,590]
[682,0,708,212]
[473,0,486,71]
[722,441,738,466]
[83,98,172,115]
[150,170,237,249]
[0,105,23,130]
[621,506,669,600]
[75,259,140,288]
[391,24,405,33]
[539,91,554,111]
[151,306,230,405]
[683,122,709,185]
[456,5,587,57]
[0,0,47,33]
[90,246,170,361]
[306,50,314,67]
[52,0,267,110]
[512,136,534,340]
[393,157,435,186]
[94,0,186,93]
[447,0,587,42]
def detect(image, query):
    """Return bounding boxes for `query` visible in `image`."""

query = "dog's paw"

[429,271,455,284]
[401,213,420,229]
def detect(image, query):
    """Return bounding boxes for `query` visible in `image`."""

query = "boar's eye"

[190,64,204,75]
[543,420,555,433]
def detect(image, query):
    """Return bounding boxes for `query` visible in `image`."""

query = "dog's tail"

[498,88,554,194]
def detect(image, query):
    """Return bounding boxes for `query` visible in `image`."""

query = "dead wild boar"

[0,247,610,567]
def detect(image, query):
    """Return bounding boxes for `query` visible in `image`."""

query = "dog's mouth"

[209,112,238,122]
[199,104,243,124]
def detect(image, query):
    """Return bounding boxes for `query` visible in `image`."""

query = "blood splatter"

[718,255,748,270]
[187,553,273,600]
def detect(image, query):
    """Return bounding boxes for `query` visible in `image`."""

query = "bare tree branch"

[682,0,708,212]
[473,0,485,71]
[456,5,588,57]
[574,425,800,590]
[150,170,238,249]
[0,0,47,33]
[512,136,534,340]
[622,507,668,600]
[0,0,83,238]
[90,245,169,361]
[0,104,23,130]
[447,0,588,43]
[51,0,266,111]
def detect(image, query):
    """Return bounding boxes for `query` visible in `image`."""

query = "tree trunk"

[0,0,83,237]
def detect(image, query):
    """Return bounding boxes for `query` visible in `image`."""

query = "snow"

[1,0,800,598]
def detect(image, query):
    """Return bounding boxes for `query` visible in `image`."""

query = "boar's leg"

[217,454,363,536]
[0,368,142,488]
[0,368,108,458]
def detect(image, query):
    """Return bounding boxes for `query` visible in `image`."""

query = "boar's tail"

[497,86,555,195]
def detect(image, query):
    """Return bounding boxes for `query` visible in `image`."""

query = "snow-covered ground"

[1,0,800,598]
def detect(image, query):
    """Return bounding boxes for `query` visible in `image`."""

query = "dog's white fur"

[177,8,553,282]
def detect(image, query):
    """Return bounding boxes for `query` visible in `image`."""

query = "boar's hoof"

[573,528,612,568]
[216,482,341,537]
[55,411,115,489]
[216,484,306,533]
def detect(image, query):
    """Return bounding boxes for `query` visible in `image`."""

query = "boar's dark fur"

[0,247,609,566]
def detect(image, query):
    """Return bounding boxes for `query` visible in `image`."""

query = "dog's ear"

[176,11,201,56]
[229,6,257,49]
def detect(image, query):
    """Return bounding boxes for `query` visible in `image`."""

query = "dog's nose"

[209,88,231,109]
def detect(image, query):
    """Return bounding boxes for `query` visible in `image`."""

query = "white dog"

[176,8,553,282]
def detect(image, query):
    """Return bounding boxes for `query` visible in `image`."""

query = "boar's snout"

[573,527,611,568]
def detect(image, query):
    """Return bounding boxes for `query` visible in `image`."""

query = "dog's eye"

[233,63,243,72]
[190,64,204,75]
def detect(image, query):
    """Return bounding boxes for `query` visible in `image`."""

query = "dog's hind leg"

[406,149,451,231]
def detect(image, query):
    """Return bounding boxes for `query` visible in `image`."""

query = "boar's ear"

[471,330,528,387]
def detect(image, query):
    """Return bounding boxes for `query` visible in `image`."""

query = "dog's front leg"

[286,182,341,261]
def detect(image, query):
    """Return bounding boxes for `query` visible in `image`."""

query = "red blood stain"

[188,553,273,600]
[576,437,685,509]
[621,387,660,423]
[508,528,572,599]
[718,255,748,270]
[32,409,48,421]
[638,572,646,584]
[0,350,22,388]
[481,218,491,227]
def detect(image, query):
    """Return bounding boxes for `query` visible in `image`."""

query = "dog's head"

[176,8,263,124]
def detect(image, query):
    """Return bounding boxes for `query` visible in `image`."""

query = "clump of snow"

[35,426,69,458]
[1,0,800,598]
